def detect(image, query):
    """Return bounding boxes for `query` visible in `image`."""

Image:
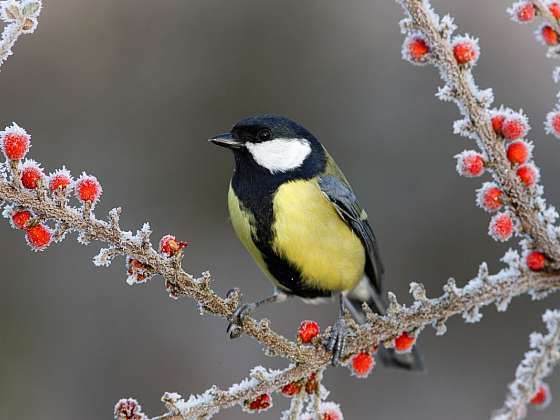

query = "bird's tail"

[346,282,424,372]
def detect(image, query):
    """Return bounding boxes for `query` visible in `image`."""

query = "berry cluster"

[1,123,100,250]
[401,5,556,277]
[507,2,560,140]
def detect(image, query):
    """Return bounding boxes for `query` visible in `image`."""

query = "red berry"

[1,124,30,161]
[477,183,504,212]
[75,174,102,203]
[351,351,375,378]
[491,114,506,135]
[506,141,530,165]
[517,164,539,187]
[502,115,529,140]
[455,151,485,177]
[298,320,320,344]
[542,25,559,45]
[404,35,430,64]
[20,161,43,189]
[452,37,479,65]
[395,332,416,352]
[281,381,302,397]
[526,251,546,271]
[320,402,344,420]
[530,384,551,407]
[159,234,188,257]
[26,224,52,250]
[11,209,32,229]
[517,2,536,22]
[489,213,514,242]
[545,110,560,139]
[245,394,271,412]
[48,168,72,192]
[550,2,560,19]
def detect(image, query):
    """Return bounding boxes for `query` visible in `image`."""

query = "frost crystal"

[93,247,116,267]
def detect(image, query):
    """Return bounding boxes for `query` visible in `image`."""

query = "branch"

[398,0,560,264]
[0,0,41,68]
[2,0,560,418]
[493,309,560,420]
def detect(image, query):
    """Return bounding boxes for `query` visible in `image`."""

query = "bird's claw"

[324,317,348,366]
[226,302,255,339]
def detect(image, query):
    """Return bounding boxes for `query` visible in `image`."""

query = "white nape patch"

[245,138,312,173]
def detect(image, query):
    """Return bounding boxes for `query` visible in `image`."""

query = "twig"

[493,309,560,420]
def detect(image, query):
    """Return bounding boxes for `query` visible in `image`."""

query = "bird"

[209,114,422,369]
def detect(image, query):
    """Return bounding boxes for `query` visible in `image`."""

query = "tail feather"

[345,285,425,372]
[378,346,424,372]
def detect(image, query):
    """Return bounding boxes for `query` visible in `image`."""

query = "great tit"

[210,115,422,369]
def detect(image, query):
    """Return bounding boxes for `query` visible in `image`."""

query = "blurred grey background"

[1,0,560,418]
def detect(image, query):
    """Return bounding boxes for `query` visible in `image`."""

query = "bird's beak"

[208,132,243,149]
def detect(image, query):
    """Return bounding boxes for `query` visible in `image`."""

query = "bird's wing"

[318,172,384,294]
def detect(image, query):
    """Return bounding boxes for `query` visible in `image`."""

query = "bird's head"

[209,115,324,175]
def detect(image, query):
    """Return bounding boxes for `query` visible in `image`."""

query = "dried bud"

[159,234,188,257]
[114,398,147,420]
[305,372,318,394]
[280,381,302,397]
[244,394,272,413]
[297,320,320,344]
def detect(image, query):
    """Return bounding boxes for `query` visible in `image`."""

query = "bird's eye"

[256,129,272,142]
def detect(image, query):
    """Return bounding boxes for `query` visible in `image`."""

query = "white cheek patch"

[245,138,312,173]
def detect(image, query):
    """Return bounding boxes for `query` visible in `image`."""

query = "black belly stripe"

[231,147,330,299]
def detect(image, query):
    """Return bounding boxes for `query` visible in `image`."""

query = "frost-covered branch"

[2,0,560,418]
[3,124,560,418]
[0,0,41,68]
[399,0,560,265]
[507,1,560,140]
[493,309,560,420]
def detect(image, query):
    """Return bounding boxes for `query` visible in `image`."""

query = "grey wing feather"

[318,175,384,294]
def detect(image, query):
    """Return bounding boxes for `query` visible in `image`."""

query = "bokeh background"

[1,0,560,418]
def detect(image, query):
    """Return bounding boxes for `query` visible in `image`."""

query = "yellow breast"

[228,185,270,274]
[272,179,365,292]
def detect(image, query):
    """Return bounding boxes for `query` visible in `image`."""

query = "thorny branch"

[2,0,560,419]
[493,310,560,420]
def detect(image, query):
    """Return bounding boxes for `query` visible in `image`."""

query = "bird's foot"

[323,317,348,366]
[226,302,256,339]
